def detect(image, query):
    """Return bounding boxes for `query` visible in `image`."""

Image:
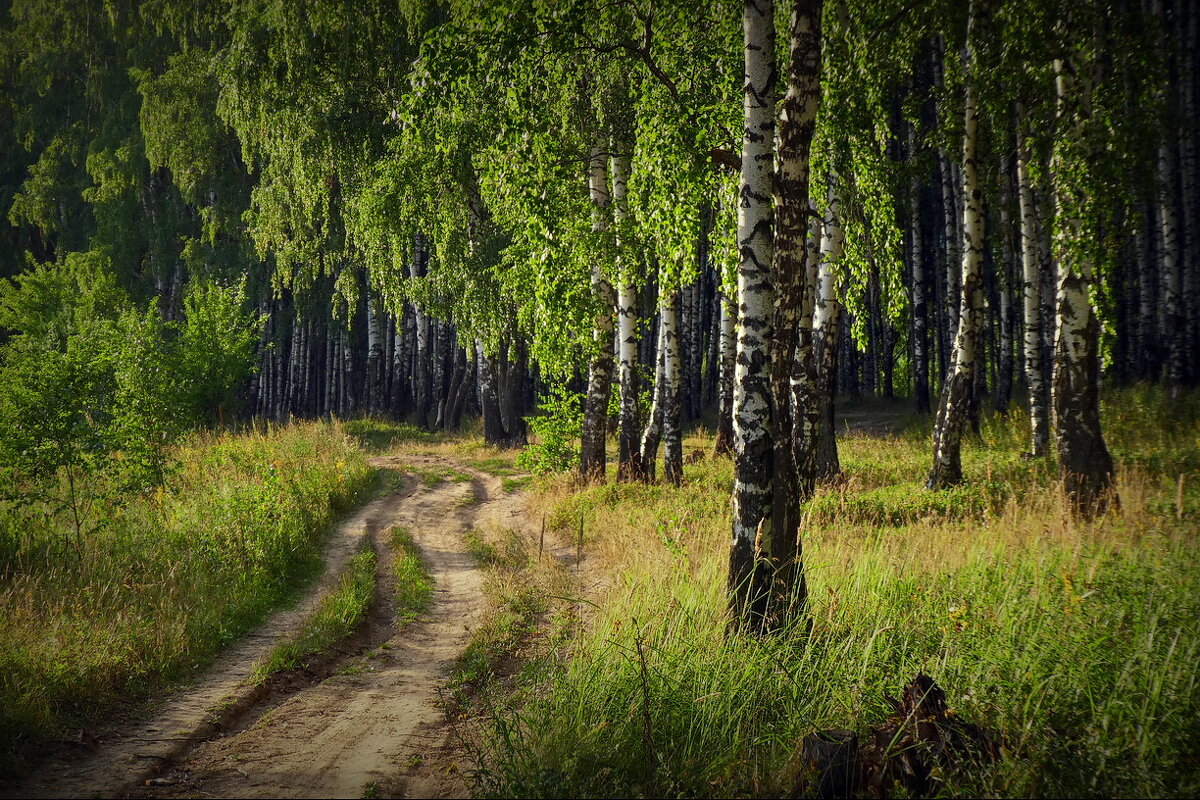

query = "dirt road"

[6,455,533,800]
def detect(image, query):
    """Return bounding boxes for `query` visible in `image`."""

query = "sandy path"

[3,453,542,800]
[1,476,419,800]
[136,454,525,800]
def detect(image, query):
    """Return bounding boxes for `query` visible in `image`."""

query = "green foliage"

[516,388,582,475]
[0,268,262,493]
[175,279,263,421]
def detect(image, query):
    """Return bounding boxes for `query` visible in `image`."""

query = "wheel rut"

[5,454,538,800]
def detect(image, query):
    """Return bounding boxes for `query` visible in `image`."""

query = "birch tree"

[1050,38,1116,514]
[727,0,778,630]
[927,0,987,490]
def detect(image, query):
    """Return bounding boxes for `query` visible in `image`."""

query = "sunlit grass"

[254,547,377,682]
[474,385,1200,799]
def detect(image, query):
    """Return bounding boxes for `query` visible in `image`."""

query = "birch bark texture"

[814,201,844,480]
[1050,53,1116,515]
[612,151,642,480]
[764,0,821,625]
[1016,106,1050,458]
[579,139,616,480]
[728,0,778,630]
[927,0,985,491]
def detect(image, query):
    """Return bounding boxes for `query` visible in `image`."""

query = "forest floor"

[2,448,563,800]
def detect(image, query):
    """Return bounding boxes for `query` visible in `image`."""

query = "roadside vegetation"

[255,547,379,682]
[472,385,1200,799]
[0,423,373,768]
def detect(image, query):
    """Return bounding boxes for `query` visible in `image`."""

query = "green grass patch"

[449,526,569,714]
[468,456,524,477]
[254,548,377,681]
[342,419,442,453]
[390,525,433,625]
[501,475,534,493]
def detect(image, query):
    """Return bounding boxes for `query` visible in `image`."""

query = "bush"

[517,388,581,475]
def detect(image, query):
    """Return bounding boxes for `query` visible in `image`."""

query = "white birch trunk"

[613,151,641,480]
[1050,54,1116,514]
[927,0,985,490]
[1016,108,1049,457]
[579,137,616,479]
[729,0,777,629]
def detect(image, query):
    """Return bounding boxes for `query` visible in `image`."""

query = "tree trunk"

[1158,139,1184,392]
[1016,108,1050,457]
[613,151,642,480]
[814,202,844,480]
[579,139,616,480]
[910,131,931,415]
[411,235,431,428]
[1051,54,1116,516]
[639,310,667,481]
[791,213,822,499]
[714,292,737,456]
[662,290,684,486]
[927,0,985,491]
[728,0,777,631]
[366,289,383,416]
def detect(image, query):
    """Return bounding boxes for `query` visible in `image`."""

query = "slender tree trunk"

[613,151,642,480]
[1136,202,1159,380]
[1159,139,1185,392]
[411,235,431,428]
[639,310,667,481]
[442,341,466,431]
[996,155,1015,415]
[366,289,383,416]
[928,0,985,490]
[579,139,616,480]
[1051,54,1116,515]
[714,292,737,456]
[814,202,843,480]
[910,130,931,415]
[662,290,684,486]
[791,213,822,498]
[1017,108,1050,457]
[728,0,777,631]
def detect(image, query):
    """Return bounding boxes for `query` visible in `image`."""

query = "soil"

[3,454,544,800]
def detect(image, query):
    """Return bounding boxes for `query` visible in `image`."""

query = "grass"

[448,523,573,714]
[254,547,377,681]
[470,384,1200,799]
[0,421,375,769]
[391,525,433,625]
[342,419,446,453]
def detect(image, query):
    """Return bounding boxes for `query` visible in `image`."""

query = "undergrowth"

[0,421,374,769]
[448,524,573,715]
[472,385,1200,799]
